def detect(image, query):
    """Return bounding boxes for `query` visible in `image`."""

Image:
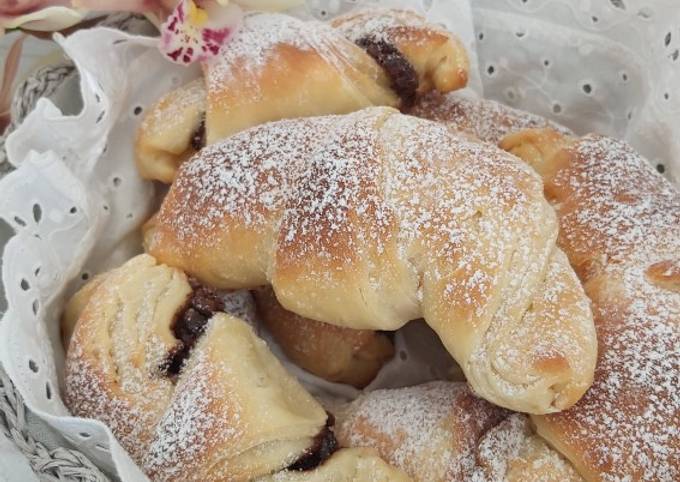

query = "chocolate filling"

[355,36,419,109]
[162,282,224,376]
[190,114,206,151]
[287,414,338,471]
[162,287,337,471]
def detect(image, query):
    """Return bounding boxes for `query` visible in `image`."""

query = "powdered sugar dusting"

[336,381,509,481]
[65,338,173,463]
[63,256,187,463]
[143,342,242,481]
[158,107,543,313]
[411,91,572,145]
[332,8,441,45]
[205,13,347,93]
[473,413,581,481]
[471,413,530,480]
[143,78,206,138]
[151,108,595,412]
[538,134,680,481]
[164,114,336,247]
[556,135,679,269]
[409,94,677,477]
[64,258,323,480]
[337,382,579,481]
[276,110,391,272]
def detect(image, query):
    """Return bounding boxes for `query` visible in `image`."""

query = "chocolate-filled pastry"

[336,382,583,482]
[410,91,572,144]
[144,107,597,414]
[64,254,340,481]
[500,128,680,482]
[331,8,469,103]
[135,9,469,183]
[255,448,412,481]
[135,78,206,183]
[253,286,394,388]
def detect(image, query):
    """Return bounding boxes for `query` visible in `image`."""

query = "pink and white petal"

[232,0,304,12]
[160,0,242,65]
[2,6,84,32]
[159,0,193,64]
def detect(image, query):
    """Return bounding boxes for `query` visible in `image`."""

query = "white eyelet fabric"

[471,0,680,182]
[0,0,678,480]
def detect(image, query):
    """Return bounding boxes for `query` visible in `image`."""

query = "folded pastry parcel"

[62,254,407,481]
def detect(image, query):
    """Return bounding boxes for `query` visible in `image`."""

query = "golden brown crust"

[409,93,679,480]
[336,382,582,482]
[135,78,206,183]
[64,255,187,462]
[410,91,572,145]
[136,10,469,183]
[203,18,395,146]
[645,259,680,292]
[253,286,394,388]
[145,108,596,414]
[501,128,680,482]
[503,422,584,482]
[330,9,469,94]
[64,255,329,481]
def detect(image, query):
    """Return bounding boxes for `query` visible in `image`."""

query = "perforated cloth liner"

[0,0,679,480]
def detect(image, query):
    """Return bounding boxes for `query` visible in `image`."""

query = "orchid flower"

[159,0,242,64]
[158,0,307,64]
[0,0,305,134]
[2,1,305,64]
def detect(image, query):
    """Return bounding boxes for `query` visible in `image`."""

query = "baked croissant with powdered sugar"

[135,8,469,183]
[143,107,597,415]
[413,91,680,482]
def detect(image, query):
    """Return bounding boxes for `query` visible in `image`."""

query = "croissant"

[135,9,469,182]
[135,78,206,183]
[335,381,583,481]
[412,95,680,481]
[64,254,354,481]
[144,107,597,414]
[253,286,394,388]
[500,129,680,482]
[410,91,572,144]
[329,8,469,96]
